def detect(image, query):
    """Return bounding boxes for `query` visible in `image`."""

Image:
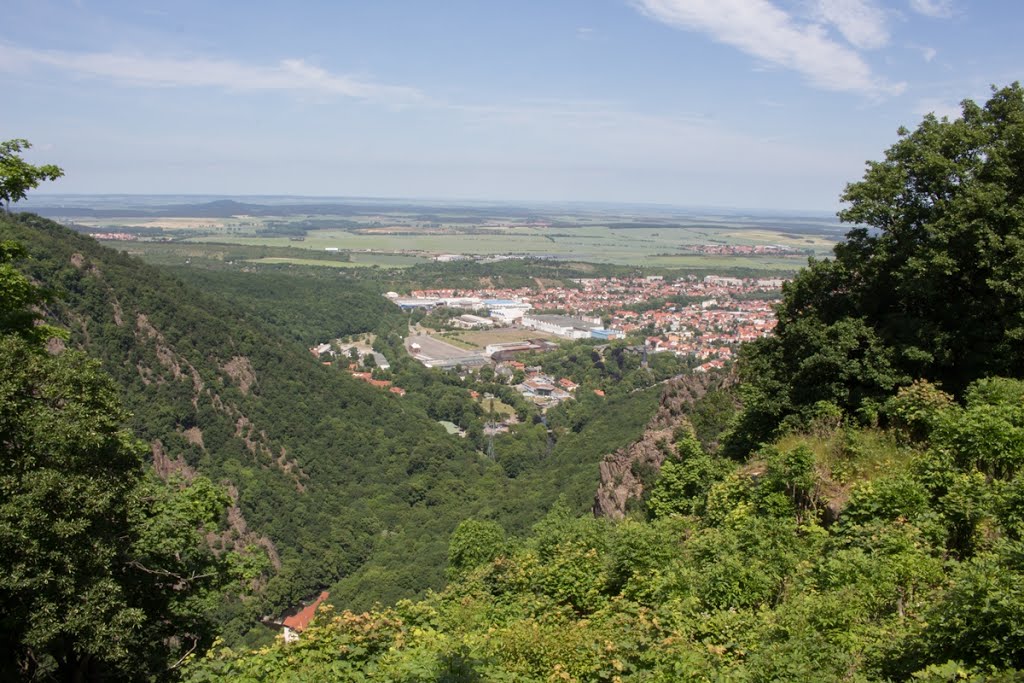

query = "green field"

[247,253,426,268]
[186,224,830,268]
[245,257,378,268]
[480,396,516,418]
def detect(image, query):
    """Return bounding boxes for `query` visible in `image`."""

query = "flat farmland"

[187,223,837,268]
[79,217,232,230]
[245,257,377,268]
[246,253,427,268]
[644,254,808,270]
[44,196,843,272]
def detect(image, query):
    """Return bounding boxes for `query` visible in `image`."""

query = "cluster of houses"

[502,362,579,408]
[615,298,777,362]
[308,273,785,407]
[392,274,783,363]
[388,291,626,340]
[310,342,406,396]
[679,244,809,256]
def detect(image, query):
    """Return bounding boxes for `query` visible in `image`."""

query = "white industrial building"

[452,314,494,329]
[486,299,532,323]
[521,314,602,340]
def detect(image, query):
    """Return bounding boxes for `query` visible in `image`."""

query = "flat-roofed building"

[452,314,494,330]
[391,296,442,311]
[521,314,602,339]
[486,299,532,323]
[442,297,484,309]
[590,328,625,340]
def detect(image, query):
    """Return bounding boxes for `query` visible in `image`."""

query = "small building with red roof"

[280,590,330,643]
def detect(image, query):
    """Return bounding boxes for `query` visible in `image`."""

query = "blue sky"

[2,0,1020,210]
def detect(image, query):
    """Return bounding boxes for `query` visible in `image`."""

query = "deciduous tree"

[0,139,64,211]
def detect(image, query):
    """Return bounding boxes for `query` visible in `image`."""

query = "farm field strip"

[185,224,836,267]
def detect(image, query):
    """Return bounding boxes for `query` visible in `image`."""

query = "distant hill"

[27,198,539,219]
[27,198,364,218]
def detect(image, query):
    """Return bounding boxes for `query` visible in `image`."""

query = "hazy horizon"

[6,1,1015,210]
[22,192,840,218]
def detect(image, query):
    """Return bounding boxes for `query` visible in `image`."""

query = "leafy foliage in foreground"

[184,379,1024,681]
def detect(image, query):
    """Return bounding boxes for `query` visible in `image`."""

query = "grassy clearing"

[774,428,914,486]
[479,396,516,418]
[445,328,559,349]
[436,333,479,350]
[245,257,375,268]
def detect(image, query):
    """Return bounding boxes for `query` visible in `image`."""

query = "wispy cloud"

[909,0,954,18]
[915,97,962,120]
[631,0,904,97]
[0,43,424,105]
[917,45,937,62]
[813,0,889,49]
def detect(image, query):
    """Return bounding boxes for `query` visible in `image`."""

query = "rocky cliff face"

[593,370,737,519]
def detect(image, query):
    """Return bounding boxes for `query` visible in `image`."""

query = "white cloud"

[0,43,424,105]
[915,98,962,121]
[814,0,889,49]
[909,0,954,18]
[631,0,904,97]
[919,46,937,62]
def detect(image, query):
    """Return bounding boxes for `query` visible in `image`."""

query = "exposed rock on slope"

[593,370,736,519]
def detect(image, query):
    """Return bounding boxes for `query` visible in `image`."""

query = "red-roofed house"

[281,591,330,642]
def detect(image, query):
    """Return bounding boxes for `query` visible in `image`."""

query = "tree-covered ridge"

[0,213,506,636]
[168,267,400,346]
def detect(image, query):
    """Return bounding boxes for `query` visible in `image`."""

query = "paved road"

[407,335,483,361]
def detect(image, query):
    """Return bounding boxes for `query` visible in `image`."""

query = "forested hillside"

[165,267,407,346]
